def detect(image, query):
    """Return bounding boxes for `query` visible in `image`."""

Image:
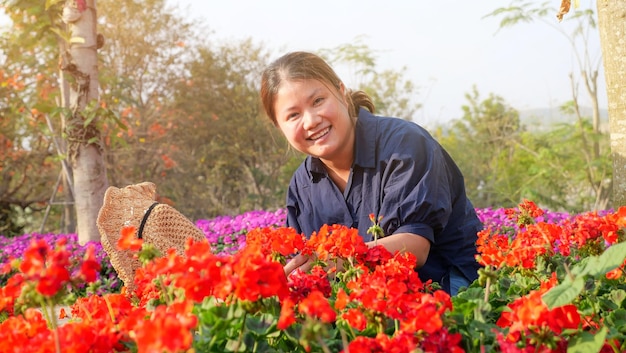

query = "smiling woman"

[273,79,355,189]
[260,51,483,295]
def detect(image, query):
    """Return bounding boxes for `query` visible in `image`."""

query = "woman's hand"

[283,254,314,276]
[283,254,346,277]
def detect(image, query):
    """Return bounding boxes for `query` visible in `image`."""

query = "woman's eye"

[313,97,324,105]
[287,112,299,120]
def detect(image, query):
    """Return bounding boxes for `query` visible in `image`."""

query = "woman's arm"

[367,232,430,268]
[284,232,431,276]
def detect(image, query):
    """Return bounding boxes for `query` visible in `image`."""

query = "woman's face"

[274,78,354,166]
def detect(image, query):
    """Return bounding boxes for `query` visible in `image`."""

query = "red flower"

[245,226,306,257]
[497,288,581,342]
[118,225,142,251]
[59,307,68,320]
[0,308,50,348]
[19,239,48,276]
[277,298,296,330]
[298,290,336,324]
[420,328,464,353]
[346,336,385,353]
[288,265,332,303]
[0,274,24,313]
[547,304,581,334]
[131,301,197,353]
[334,288,349,310]
[79,244,102,282]
[234,249,290,302]
[306,224,369,261]
[17,238,71,297]
[606,265,624,280]
[520,199,544,218]
[360,244,393,268]
[342,308,367,331]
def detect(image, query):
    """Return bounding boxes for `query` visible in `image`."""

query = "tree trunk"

[597,0,626,208]
[61,0,108,244]
[58,35,76,234]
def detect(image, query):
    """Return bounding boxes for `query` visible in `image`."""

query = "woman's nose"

[302,110,321,130]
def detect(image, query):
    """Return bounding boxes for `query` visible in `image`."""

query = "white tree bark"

[61,0,108,244]
[597,0,626,207]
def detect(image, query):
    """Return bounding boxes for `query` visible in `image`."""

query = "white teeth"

[309,127,330,140]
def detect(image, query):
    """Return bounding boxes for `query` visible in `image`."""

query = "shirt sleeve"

[285,177,303,234]
[378,129,453,244]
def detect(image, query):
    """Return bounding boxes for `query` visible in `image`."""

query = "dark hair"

[260,51,375,124]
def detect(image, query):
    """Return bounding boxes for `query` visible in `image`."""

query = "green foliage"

[482,0,609,211]
[97,0,200,186]
[165,40,295,219]
[544,242,626,309]
[517,117,611,212]
[440,86,522,208]
[484,0,596,32]
[194,298,299,353]
[0,1,63,234]
[438,87,611,212]
[318,36,422,120]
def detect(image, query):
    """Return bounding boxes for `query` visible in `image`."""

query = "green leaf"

[588,242,626,277]
[604,289,626,310]
[245,314,274,335]
[570,242,626,279]
[542,277,584,309]
[570,257,592,277]
[606,308,626,329]
[84,117,96,128]
[567,327,607,353]
[225,338,247,352]
[103,109,128,130]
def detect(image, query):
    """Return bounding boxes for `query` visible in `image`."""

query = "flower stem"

[483,277,491,304]
[232,311,248,352]
[78,300,93,322]
[340,329,350,353]
[103,295,118,327]
[41,298,61,353]
[52,326,62,353]
[316,334,332,353]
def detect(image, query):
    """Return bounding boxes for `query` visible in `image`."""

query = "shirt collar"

[306,108,378,178]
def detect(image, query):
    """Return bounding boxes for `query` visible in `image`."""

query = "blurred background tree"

[1,0,109,243]
[484,0,612,210]
[438,87,523,209]
[436,87,611,213]
[0,0,619,237]
[0,0,64,237]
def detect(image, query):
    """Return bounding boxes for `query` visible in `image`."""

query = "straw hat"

[97,182,207,293]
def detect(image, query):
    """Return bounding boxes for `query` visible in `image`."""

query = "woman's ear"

[338,82,348,104]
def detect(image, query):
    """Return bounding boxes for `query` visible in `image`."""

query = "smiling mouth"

[308,127,331,141]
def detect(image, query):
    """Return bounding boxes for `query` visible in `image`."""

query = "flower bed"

[1,202,625,352]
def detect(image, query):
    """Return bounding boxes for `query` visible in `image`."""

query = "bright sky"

[172,0,607,126]
[0,1,607,126]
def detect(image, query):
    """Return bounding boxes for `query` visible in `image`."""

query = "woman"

[260,51,482,295]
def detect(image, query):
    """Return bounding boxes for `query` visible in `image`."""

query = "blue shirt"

[286,109,483,288]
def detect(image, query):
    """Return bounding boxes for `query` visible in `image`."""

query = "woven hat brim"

[142,204,208,255]
[97,183,208,294]
[97,182,158,291]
